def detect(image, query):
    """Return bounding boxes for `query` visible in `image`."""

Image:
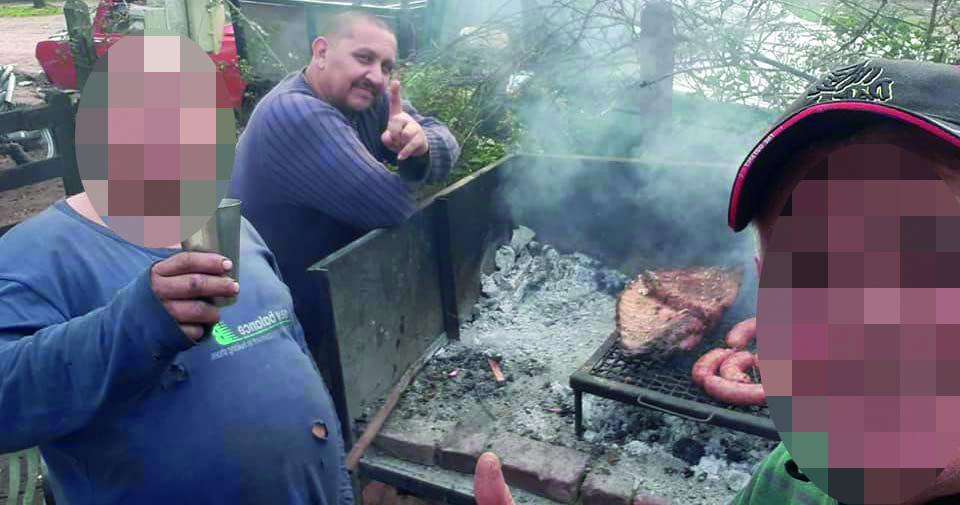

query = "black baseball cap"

[728,58,960,232]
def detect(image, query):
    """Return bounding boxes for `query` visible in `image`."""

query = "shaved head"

[319,11,394,42]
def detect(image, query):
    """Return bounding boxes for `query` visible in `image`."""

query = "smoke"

[425,0,783,312]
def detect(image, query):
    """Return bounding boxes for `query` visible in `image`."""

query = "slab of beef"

[616,277,706,356]
[640,267,742,326]
[616,266,742,357]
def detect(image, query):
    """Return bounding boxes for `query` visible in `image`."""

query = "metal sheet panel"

[435,157,513,321]
[315,204,447,434]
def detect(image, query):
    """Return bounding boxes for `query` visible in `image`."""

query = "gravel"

[393,226,778,504]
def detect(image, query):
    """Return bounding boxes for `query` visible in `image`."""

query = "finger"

[397,135,425,161]
[153,273,239,301]
[388,80,402,117]
[153,252,232,278]
[387,115,405,144]
[381,130,393,148]
[474,453,514,505]
[398,121,418,145]
[179,324,206,342]
[163,299,220,325]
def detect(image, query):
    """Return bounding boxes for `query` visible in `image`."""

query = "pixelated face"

[757,135,960,504]
[318,20,396,112]
[75,36,236,248]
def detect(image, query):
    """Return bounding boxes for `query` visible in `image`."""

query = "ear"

[311,37,329,67]
[755,254,762,276]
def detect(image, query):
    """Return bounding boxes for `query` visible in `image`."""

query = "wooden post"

[144,0,225,53]
[397,0,413,59]
[632,1,675,152]
[423,0,446,48]
[63,0,96,90]
[49,93,84,196]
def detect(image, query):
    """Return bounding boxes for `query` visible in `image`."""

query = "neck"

[65,193,182,250]
[303,65,330,104]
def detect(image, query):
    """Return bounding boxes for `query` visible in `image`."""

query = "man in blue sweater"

[229,11,461,314]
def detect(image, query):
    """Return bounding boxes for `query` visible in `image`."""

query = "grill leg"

[574,390,583,439]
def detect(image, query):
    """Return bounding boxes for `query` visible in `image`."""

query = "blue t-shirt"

[0,200,353,505]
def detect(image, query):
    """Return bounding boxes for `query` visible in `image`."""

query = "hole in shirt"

[170,364,189,382]
[785,459,810,482]
[312,421,328,440]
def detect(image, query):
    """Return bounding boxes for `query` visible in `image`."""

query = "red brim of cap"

[727,101,960,232]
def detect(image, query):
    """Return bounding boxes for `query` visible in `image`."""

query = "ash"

[395,227,777,504]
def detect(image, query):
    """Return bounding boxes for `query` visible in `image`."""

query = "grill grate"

[589,338,769,417]
[570,332,778,440]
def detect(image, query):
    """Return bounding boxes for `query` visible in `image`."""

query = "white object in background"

[458,26,510,50]
[506,72,532,96]
[143,0,225,53]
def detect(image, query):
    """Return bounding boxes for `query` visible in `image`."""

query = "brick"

[488,433,591,504]
[581,467,635,505]
[438,424,494,474]
[437,405,498,475]
[373,423,445,467]
[634,492,672,505]
[362,481,444,505]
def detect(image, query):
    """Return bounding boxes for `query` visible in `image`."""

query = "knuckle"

[188,274,205,294]
[190,300,209,320]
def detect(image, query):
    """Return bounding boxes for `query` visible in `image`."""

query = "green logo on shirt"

[213,308,292,346]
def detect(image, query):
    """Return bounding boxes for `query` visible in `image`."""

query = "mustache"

[354,81,380,95]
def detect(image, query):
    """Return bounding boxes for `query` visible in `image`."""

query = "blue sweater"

[0,200,352,505]
[228,71,459,311]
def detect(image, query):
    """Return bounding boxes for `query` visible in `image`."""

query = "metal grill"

[570,332,778,440]
[592,338,769,416]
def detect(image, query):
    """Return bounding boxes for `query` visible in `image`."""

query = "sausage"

[725,317,756,350]
[703,375,766,406]
[691,348,734,387]
[719,351,756,383]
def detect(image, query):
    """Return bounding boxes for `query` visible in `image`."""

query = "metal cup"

[180,198,241,307]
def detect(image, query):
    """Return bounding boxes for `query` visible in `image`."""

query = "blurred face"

[754,126,960,504]
[75,35,235,248]
[311,20,397,113]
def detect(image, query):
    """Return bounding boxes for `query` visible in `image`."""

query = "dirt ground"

[0,11,67,77]
[0,3,88,228]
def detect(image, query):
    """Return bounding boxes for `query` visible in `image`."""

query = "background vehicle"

[0,64,56,165]
[34,0,246,109]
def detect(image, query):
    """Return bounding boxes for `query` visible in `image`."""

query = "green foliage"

[823,2,960,64]
[399,61,520,181]
[0,3,60,16]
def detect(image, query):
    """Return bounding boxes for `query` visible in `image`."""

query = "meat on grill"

[616,281,705,356]
[641,267,742,326]
[616,266,741,357]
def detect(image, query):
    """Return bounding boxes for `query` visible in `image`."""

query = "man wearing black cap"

[727,59,960,505]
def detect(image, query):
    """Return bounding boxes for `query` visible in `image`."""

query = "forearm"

[268,103,418,229]
[0,269,191,452]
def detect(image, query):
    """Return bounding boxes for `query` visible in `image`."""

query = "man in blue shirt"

[0,192,354,504]
[0,192,519,505]
[229,11,461,316]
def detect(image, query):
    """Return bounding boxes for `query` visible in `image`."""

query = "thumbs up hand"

[474,453,515,505]
[381,80,429,161]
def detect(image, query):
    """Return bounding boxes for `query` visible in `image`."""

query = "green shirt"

[732,444,960,505]
[730,443,837,505]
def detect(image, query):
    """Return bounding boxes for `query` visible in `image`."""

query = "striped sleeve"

[405,99,460,182]
[261,94,417,230]
[397,101,460,184]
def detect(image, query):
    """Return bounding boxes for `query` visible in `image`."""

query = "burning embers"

[383,229,773,504]
[615,267,742,357]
